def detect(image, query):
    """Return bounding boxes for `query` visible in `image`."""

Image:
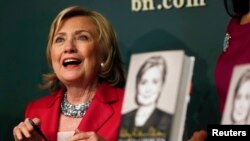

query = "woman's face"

[137,66,163,106]
[232,80,250,123]
[50,16,100,86]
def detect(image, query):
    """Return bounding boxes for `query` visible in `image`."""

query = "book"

[221,64,250,125]
[118,50,195,141]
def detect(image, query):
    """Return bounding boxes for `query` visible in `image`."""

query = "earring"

[101,62,105,67]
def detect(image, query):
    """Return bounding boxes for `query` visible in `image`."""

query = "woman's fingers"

[68,131,106,141]
[18,120,32,138]
[189,130,208,141]
[31,118,41,125]
[69,131,93,140]
[13,126,24,140]
[13,118,41,141]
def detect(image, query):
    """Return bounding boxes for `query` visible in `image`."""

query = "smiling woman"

[231,70,250,124]
[50,16,101,86]
[119,55,173,141]
[13,5,126,141]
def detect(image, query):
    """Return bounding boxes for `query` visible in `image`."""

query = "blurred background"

[0,0,228,140]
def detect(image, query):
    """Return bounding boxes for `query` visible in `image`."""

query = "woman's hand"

[67,130,106,141]
[188,130,208,141]
[13,118,42,141]
[188,130,207,141]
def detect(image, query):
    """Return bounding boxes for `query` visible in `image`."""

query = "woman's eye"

[55,37,64,43]
[235,94,241,100]
[153,79,160,84]
[140,80,147,85]
[78,35,88,40]
[246,94,250,100]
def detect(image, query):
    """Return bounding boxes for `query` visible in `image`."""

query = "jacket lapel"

[78,100,113,131]
[77,82,118,132]
[40,90,64,141]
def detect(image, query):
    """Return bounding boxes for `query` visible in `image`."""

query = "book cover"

[119,50,195,141]
[221,64,250,125]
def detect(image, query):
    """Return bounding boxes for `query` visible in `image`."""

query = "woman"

[13,6,126,141]
[231,70,250,124]
[215,0,250,114]
[189,0,250,140]
[119,56,172,141]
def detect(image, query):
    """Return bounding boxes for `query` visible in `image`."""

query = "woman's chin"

[60,75,84,84]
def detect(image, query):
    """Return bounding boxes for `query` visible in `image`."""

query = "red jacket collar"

[46,81,119,107]
[47,81,120,131]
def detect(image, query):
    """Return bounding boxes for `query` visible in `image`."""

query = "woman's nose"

[64,39,77,53]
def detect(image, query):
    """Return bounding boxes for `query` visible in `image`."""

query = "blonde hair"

[40,6,126,91]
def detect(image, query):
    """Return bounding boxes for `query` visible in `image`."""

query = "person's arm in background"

[188,130,207,141]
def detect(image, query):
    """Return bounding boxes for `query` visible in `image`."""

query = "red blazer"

[25,82,124,141]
